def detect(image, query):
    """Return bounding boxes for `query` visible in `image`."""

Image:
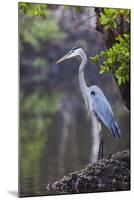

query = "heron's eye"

[91,91,95,96]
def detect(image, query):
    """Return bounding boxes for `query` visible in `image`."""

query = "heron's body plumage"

[88,85,121,138]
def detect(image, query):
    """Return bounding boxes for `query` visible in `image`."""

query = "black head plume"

[71,47,80,51]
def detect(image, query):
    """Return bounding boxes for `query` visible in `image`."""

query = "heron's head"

[56,47,84,64]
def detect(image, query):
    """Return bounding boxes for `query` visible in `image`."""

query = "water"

[19,82,130,197]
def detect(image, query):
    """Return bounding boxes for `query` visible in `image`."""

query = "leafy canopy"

[99,8,130,30]
[19,2,48,18]
[90,8,130,86]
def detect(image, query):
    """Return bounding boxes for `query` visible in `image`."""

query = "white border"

[0,0,133,199]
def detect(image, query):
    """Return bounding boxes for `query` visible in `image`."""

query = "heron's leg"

[98,123,104,160]
[98,144,101,160]
[100,131,104,159]
[98,139,102,160]
[98,138,103,160]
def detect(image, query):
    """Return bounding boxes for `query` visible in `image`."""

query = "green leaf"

[118,77,122,86]
[112,21,117,29]
[90,55,99,63]
[100,14,109,25]
[100,51,106,57]
[100,65,109,74]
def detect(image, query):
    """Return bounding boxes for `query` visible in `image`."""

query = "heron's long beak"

[56,53,69,64]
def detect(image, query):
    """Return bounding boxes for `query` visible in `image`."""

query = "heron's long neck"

[78,52,88,99]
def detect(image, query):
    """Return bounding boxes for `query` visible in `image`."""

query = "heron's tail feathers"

[111,121,121,139]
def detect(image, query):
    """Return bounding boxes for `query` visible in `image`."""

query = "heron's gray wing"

[90,93,121,138]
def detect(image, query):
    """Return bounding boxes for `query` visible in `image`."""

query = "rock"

[47,150,130,194]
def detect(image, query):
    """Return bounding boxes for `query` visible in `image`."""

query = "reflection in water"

[20,87,129,197]
[58,95,77,176]
[19,92,63,196]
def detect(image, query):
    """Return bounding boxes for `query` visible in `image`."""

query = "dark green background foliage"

[19,3,48,18]
[19,3,65,195]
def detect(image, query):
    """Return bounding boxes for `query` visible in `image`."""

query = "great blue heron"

[56,47,121,160]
